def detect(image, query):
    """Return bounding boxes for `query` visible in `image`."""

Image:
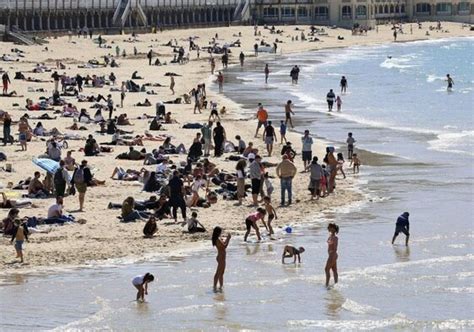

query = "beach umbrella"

[32,158,72,181]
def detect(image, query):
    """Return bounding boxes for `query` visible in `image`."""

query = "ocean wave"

[427,74,446,82]
[341,299,380,315]
[380,56,419,70]
[428,130,474,156]
[287,316,474,330]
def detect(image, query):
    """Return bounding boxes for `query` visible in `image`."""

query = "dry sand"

[0,22,470,268]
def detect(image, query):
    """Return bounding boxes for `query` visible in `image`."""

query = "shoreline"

[0,22,470,270]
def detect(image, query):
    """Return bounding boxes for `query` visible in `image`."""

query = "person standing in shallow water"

[392,212,410,246]
[325,223,339,288]
[446,74,454,91]
[212,227,231,291]
[264,64,270,83]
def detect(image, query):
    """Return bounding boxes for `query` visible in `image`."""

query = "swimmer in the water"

[282,245,305,263]
[132,272,154,302]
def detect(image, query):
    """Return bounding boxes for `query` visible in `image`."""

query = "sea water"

[1,38,473,331]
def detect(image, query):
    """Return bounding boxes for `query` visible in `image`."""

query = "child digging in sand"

[132,273,155,302]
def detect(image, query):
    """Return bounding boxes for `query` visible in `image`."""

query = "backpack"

[54,168,66,186]
[73,167,85,184]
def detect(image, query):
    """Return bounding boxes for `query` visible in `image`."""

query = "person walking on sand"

[285,100,295,128]
[306,156,323,200]
[217,71,224,93]
[239,51,245,67]
[392,212,410,246]
[170,76,175,95]
[340,76,348,94]
[276,155,297,206]
[107,94,114,119]
[212,227,231,291]
[210,57,216,75]
[255,103,268,137]
[325,223,339,288]
[282,245,305,264]
[51,71,60,93]
[280,120,287,144]
[71,160,92,212]
[301,130,313,171]
[168,171,187,222]
[393,29,397,42]
[263,121,277,157]
[3,112,13,145]
[264,64,270,83]
[326,89,336,112]
[10,219,29,263]
[446,74,454,91]
[147,49,153,65]
[120,82,126,108]
[2,72,11,95]
[132,273,154,302]
[249,155,263,206]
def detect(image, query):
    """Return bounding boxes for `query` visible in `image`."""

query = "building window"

[458,2,470,13]
[281,7,295,17]
[436,2,452,14]
[401,4,405,13]
[342,5,352,19]
[315,6,329,19]
[390,4,395,13]
[298,7,308,17]
[416,3,431,13]
[384,4,389,13]
[263,7,279,18]
[356,5,367,18]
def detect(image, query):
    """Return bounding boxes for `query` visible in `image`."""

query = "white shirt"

[156,163,168,174]
[47,204,63,218]
[132,275,144,286]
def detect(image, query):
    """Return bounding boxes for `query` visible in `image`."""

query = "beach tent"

[32,158,71,181]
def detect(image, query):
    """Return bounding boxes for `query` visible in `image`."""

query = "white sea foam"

[341,299,380,315]
[287,316,474,330]
[380,55,419,70]
[427,74,446,82]
[159,303,219,314]
[428,130,474,156]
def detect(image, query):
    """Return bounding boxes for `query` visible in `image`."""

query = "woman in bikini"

[212,226,231,291]
[325,223,339,288]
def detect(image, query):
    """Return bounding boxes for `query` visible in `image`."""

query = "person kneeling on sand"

[186,211,206,233]
[143,216,158,238]
[282,245,305,263]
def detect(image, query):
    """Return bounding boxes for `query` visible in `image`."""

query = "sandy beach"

[0,22,470,268]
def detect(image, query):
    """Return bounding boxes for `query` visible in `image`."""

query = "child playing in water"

[336,96,342,112]
[132,273,155,302]
[325,223,339,288]
[263,196,277,236]
[282,245,305,263]
[346,132,355,160]
[336,153,346,179]
[244,208,266,242]
[350,153,361,173]
[212,226,231,291]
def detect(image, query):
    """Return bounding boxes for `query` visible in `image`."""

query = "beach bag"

[54,169,66,187]
[73,168,85,184]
